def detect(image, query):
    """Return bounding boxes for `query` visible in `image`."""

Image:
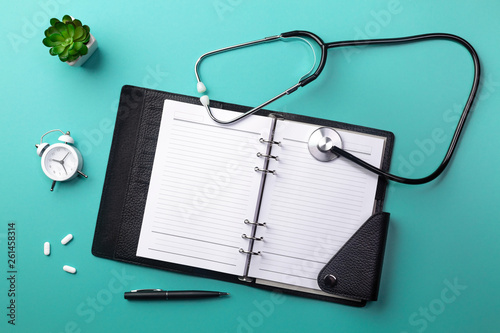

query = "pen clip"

[130,289,164,292]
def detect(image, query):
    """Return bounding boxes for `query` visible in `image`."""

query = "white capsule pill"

[63,265,77,274]
[44,242,50,256]
[61,234,73,245]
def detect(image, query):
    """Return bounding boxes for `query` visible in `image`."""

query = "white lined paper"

[249,120,386,290]
[136,100,272,276]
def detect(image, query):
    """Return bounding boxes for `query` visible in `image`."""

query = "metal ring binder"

[244,219,267,227]
[254,167,276,175]
[259,138,281,146]
[239,248,261,255]
[242,233,264,241]
[257,152,278,160]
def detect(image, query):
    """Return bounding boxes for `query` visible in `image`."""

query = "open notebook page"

[136,100,272,276]
[248,119,386,290]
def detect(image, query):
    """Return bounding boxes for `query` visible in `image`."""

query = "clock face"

[41,144,81,181]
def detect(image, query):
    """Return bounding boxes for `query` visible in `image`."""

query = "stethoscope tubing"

[195,30,480,185]
[323,32,480,184]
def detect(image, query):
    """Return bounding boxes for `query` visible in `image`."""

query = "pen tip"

[220,292,229,296]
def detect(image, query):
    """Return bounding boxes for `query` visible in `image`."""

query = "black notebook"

[92,85,394,307]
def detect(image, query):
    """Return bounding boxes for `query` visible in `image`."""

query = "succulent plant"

[42,15,91,63]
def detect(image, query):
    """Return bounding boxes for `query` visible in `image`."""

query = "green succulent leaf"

[82,35,90,44]
[67,23,75,38]
[73,19,82,27]
[59,45,73,62]
[59,45,70,58]
[43,37,61,47]
[50,18,60,27]
[69,48,79,56]
[48,33,65,43]
[83,25,90,34]
[79,44,88,56]
[49,48,58,56]
[55,22,70,38]
[73,26,85,41]
[62,15,72,23]
[44,26,57,37]
[52,44,66,55]
[72,42,83,51]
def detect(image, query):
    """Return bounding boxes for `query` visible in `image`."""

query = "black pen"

[124,289,230,300]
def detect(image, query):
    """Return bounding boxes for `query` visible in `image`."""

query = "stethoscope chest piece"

[308,127,343,162]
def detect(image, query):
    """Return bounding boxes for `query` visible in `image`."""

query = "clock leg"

[78,170,88,178]
[50,181,56,191]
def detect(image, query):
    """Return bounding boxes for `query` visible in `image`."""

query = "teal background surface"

[1,0,499,332]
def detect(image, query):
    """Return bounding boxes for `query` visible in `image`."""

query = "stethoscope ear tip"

[200,95,210,107]
[197,81,207,93]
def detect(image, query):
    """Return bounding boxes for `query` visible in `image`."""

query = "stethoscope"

[194,30,480,185]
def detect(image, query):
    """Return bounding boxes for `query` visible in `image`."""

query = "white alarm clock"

[35,129,88,191]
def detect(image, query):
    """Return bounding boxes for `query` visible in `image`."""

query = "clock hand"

[50,158,66,173]
[61,152,70,161]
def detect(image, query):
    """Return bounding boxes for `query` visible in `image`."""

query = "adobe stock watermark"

[77,64,168,157]
[341,0,404,63]
[396,73,499,177]
[175,134,264,224]
[7,0,71,53]
[477,73,500,102]
[231,291,286,333]
[59,268,135,333]
[213,0,244,20]
[174,118,291,225]
[280,234,341,288]
[401,277,467,333]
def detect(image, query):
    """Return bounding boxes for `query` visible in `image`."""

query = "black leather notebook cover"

[92,85,394,307]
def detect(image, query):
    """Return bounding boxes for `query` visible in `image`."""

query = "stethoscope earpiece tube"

[194,33,313,124]
[280,30,328,87]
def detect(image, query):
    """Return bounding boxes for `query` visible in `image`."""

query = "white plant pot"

[66,33,98,67]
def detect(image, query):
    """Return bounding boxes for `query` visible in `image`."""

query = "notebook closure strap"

[317,212,390,301]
